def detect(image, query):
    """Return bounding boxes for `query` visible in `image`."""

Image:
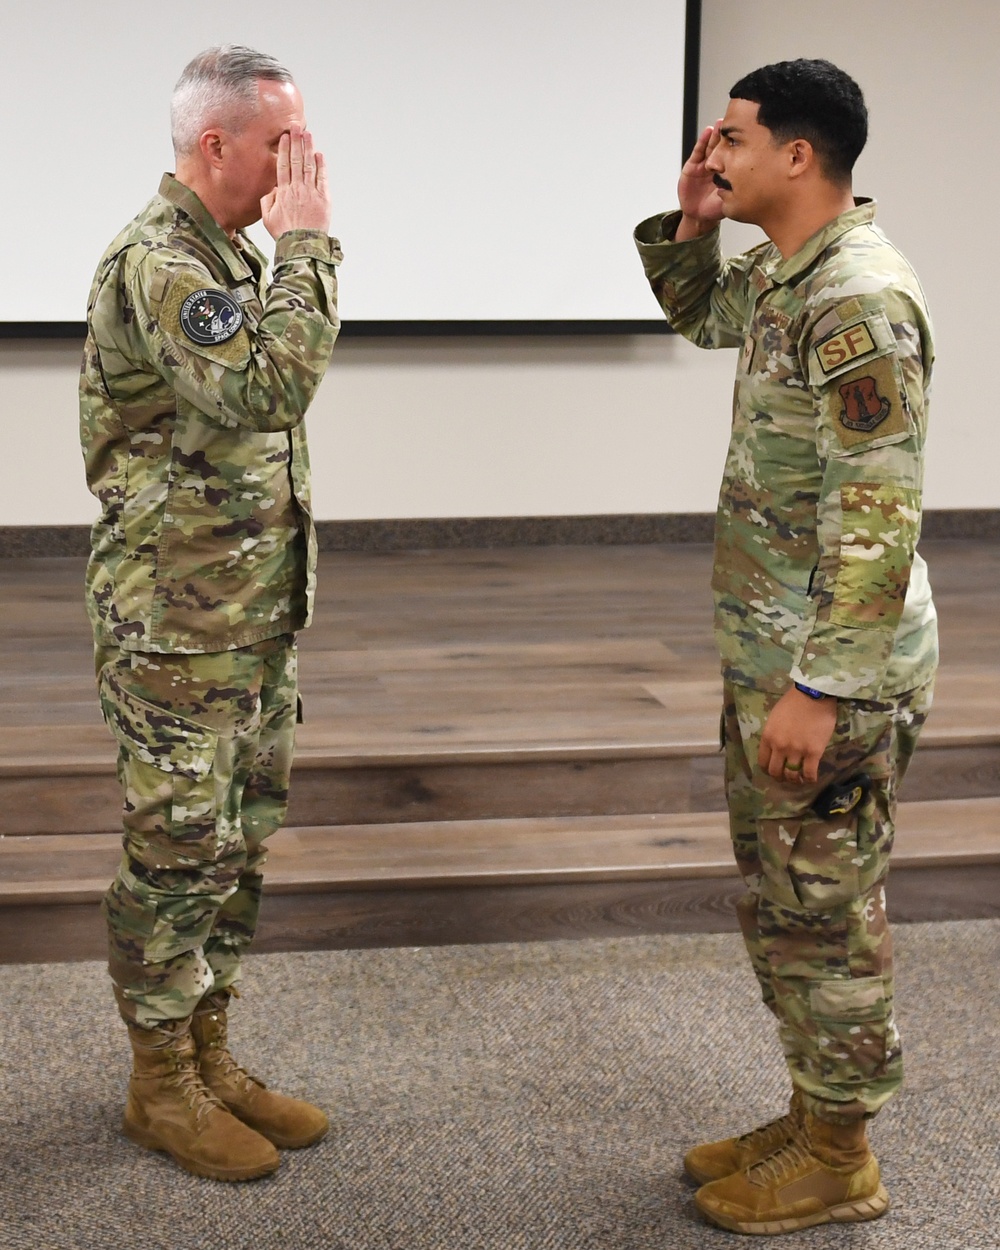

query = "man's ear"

[198,129,225,170]
[787,138,815,179]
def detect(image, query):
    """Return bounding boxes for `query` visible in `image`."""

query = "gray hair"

[170,45,293,158]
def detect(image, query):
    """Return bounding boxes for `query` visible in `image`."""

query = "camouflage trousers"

[95,636,298,1029]
[723,677,934,1123]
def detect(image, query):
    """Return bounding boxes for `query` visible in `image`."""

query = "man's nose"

[705,148,723,173]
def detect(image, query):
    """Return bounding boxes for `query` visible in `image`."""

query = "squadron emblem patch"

[179,289,243,345]
[839,375,891,432]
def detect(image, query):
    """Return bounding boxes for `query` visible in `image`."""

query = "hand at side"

[758,687,838,784]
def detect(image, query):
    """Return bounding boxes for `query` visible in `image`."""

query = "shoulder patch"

[815,320,878,375]
[828,355,911,452]
[179,289,243,345]
[158,272,251,370]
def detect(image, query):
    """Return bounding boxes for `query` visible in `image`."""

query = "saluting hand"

[262,126,331,239]
[675,121,726,240]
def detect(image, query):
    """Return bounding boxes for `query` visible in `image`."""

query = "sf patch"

[179,289,243,345]
[816,321,876,375]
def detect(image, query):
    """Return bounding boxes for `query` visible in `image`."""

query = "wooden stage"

[1,539,998,962]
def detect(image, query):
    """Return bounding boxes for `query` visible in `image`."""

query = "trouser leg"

[722,689,778,1014]
[204,641,298,992]
[97,637,297,1028]
[723,677,933,1122]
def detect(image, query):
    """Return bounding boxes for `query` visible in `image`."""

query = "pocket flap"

[100,670,217,781]
[809,975,886,1021]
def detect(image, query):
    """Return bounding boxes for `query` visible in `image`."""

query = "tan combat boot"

[684,1090,804,1184]
[191,989,328,1149]
[124,1018,280,1181]
[694,1112,889,1235]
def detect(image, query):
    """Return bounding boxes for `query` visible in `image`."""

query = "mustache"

[713,174,733,191]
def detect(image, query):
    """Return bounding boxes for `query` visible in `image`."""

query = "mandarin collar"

[157,173,257,284]
[762,198,877,288]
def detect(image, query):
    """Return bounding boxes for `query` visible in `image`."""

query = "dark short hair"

[729,59,868,183]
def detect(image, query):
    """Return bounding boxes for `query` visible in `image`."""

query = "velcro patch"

[159,272,251,369]
[829,355,910,452]
[835,297,864,324]
[840,375,889,432]
[179,289,243,345]
[815,320,877,375]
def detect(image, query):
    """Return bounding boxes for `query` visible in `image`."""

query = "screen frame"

[2,0,700,341]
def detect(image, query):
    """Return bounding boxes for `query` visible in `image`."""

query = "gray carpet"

[1,920,997,1249]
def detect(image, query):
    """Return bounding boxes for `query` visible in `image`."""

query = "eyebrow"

[719,126,742,139]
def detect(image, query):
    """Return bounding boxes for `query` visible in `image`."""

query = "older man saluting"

[80,45,341,1181]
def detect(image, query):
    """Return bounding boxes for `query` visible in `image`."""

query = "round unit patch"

[179,288,244,345]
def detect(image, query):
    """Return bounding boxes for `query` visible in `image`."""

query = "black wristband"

[794,681,828,700]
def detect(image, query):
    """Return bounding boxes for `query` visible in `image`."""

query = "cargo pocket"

[784,810,863,911]
[809,975,889,1083]
[760,798,874,913]
[100,669,218,784]
[829,483,921,632]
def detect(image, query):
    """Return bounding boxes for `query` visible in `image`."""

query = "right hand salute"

[262,126,331,239]
[676,121,725,241]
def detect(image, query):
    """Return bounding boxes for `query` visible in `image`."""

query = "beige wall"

[2,0,995,525]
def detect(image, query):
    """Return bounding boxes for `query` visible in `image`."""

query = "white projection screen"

[3,0,696,331]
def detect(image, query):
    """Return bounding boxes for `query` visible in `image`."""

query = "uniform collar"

[157,173,260,284]
[758,198,877,289]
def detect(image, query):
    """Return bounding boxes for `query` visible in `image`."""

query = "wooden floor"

[1,539,998,961]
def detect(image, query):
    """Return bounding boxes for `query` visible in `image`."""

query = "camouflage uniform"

[80,174,341,1026]
[635,201,937,1121]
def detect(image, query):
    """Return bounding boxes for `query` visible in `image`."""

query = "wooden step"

[2,798,997,962]
[2,667,999,836]
[4,669,998,776]
[3,797,997,908]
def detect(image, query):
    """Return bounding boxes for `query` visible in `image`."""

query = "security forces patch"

[827,355,910,452]
[839,375,890,432]
[179,289,244,345]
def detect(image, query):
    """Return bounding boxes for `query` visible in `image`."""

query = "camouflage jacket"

[634,200,937,699]
[80,174,342,654]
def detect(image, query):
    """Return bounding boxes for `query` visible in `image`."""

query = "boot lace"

[199,1007,266,1094]
[735,1109,796,1156]
[746,1128,812,1188]
[167,1059,225,1123]
[209,1044,266,1094]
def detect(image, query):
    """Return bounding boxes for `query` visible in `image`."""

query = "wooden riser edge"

[3,798,997,906]
[5,726,1000,779]
[4,854,1000,910]
[2,866,999,965]
[2,741,999,836]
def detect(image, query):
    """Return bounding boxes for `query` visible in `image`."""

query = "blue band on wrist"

[794,682,828,700]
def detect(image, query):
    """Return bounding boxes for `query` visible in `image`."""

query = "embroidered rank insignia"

[178,289,243,345]
[839,375,890,432]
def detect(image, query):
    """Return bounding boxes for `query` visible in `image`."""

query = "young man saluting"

[635,59,937,1234]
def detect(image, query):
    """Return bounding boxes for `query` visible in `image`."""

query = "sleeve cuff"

[274,230,344,266]
[790,622,897,700]
[633,211,721,279]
